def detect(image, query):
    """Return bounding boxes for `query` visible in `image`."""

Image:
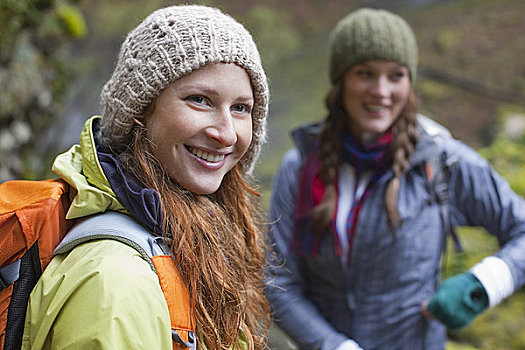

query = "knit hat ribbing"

[99,5,269,174]
[328,8,418,84]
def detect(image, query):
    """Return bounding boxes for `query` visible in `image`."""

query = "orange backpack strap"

[152,256,195,349]
[54,212,196,349]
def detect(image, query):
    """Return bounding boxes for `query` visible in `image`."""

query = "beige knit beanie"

[99,5,268,174]
[329,8,418,84]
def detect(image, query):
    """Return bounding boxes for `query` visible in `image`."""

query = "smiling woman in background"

[265,7,525,350]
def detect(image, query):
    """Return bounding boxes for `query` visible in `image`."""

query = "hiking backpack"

[0,179,195,349]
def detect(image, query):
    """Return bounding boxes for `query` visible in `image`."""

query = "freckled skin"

[146,63,254,194]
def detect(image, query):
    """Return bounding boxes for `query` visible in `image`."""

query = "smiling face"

[146,63,253,194]
[342,60,411,143]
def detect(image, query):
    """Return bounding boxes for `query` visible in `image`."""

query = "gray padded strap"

[54,212,170,272]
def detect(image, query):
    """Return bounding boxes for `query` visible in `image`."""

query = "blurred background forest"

[1,0,525,349]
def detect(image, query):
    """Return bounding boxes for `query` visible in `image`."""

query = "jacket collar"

[52,116,126,219]
[97,149,163,235]
[52,116,163,234]
[291,114,447,171]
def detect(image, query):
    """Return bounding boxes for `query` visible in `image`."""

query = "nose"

[370,76,390,98]
[206,108,237,146]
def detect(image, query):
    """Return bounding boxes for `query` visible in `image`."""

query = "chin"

[184,182,221,195]
[186,187,218,195]
[366,123,392,135]
[170,172,224,195]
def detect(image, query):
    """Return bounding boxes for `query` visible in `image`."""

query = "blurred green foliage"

[479,105,525,196]
[243,6,302,68]
[435,29,458,53]
[0,0,86,180]
[56,4,87,38]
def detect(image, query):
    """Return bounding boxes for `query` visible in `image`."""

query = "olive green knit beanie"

[99,5,268,175]
[328,8,418,83]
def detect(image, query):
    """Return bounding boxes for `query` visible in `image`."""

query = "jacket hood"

[52,116,127,219]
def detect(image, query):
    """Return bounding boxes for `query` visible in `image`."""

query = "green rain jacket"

[22,117,173,349]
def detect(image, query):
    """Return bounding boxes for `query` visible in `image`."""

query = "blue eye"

[186,95,207,105]
[232,104,252,114]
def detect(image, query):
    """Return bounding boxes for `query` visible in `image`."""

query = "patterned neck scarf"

[342,131,392,177]
[291,130,392,258]
[340,131,392,262]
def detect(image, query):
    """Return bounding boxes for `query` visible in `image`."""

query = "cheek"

[147,123,167,151]
[342,85,364,115]
[146,119,182,166]
[393,83,411,103]
[237,120,253,154]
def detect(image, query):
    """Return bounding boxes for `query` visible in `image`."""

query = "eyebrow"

[235,95,255,104]
[179,84,219,95]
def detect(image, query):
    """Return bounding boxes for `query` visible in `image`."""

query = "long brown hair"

[118,120,270,350]
[311,81,419,233]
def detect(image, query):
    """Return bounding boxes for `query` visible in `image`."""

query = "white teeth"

[189,147,225,162]
[367,105,387,112]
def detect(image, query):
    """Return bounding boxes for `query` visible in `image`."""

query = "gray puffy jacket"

[265,117,525,350]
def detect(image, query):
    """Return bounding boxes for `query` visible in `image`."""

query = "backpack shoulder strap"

[54,212,195,349]
[54,211,168,270]
[426,152,463,253]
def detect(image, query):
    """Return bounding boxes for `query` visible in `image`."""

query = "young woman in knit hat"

[265,8,525,350]
[22,5,270,350]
